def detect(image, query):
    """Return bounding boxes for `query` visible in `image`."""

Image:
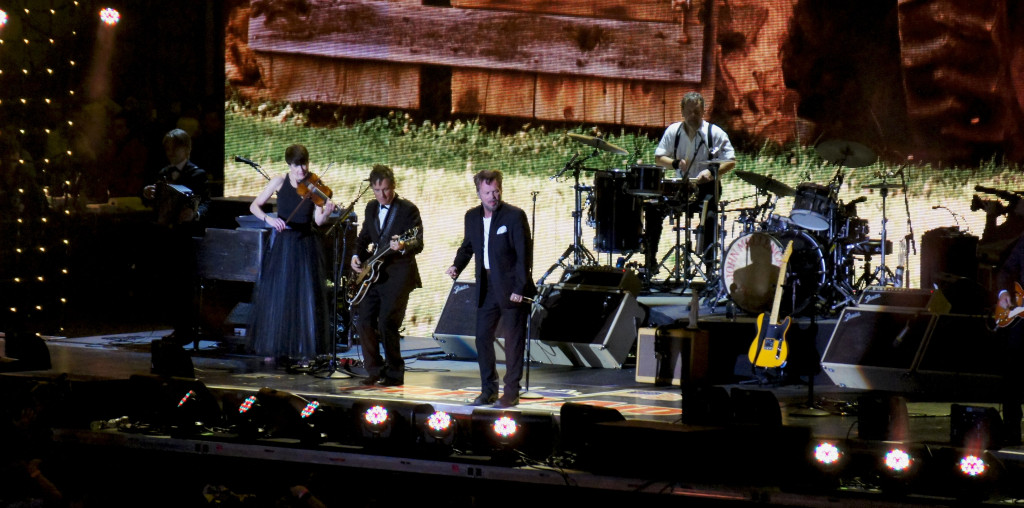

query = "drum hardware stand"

[868,176,898,287]
[701,200,732,310]
[896,167,915,287]
[538,152,599,285]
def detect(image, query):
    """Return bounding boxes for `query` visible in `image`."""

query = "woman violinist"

[247,144,335,367]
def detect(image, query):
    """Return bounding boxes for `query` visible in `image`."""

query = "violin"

[296,172,333,207]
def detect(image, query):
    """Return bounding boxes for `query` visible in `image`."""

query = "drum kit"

[540,134,903,318]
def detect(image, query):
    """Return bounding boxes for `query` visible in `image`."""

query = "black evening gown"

[248,181,330,361]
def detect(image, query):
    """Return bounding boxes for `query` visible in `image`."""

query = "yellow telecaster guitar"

[748,241,794,369]
[994,282,1024,328]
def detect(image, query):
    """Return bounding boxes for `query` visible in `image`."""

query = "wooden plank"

[254,52,419,108]
[622,80,667,127]
[247,0,702,83]
[452,69,535,117]
[582,78,625,124]
[451,0,682,23]
[535,74,584,122]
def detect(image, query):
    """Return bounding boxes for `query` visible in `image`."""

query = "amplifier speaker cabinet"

[821,307,1000,394]
[431,281,508,361]
[856,286,950,313]
[557,265,642,297]
[635,326,709,385]
[529,284,647,368]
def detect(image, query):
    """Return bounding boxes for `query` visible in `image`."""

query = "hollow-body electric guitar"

[994,282,1024,328]
[347,226,419,306]
[748,241,794,369]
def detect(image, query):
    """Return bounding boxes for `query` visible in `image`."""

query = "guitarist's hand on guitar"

[389,235,406,253]
[350,255,362,273]
[1000,291,1012,310]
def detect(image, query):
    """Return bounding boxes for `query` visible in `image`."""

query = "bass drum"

[722,231,825,316]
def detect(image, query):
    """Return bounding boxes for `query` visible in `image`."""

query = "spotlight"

[232,387,330,444]
[884,447,912,473]
[471,409,555,462]
[814,441,843,466]
[413,407,458,456]
[99,7,119,25]
[0,10,7,27]
[127,374,223,435]
[360,404,393,440]
[958,454,987,477]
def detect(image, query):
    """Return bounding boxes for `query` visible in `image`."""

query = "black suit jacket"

[452,202,535,308]
[153,160,211,219]
[355,196,424,291]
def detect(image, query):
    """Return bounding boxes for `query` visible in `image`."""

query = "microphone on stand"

[551,152,580,180]
[234,155,260,167]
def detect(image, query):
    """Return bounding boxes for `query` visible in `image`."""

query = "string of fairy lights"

[0,1,121,339]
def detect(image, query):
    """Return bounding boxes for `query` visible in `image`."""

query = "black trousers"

[474,272,528,398]
[355,283,411,381]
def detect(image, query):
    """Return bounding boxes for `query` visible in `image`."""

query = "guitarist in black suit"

[446,169,535,408]
[350,165,423,386]
[996,236,1024,445]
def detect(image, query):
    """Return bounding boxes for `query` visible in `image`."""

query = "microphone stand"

[315,185,370,379]
[521,191,543,400]
[521,293,545,400]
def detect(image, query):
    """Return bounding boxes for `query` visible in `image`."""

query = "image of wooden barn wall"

[245,0,715,127]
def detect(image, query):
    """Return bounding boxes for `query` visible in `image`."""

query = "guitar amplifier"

[432,281,508,361]
[635,326,709,386]
[558,265,642,297]
[856,286,951,313]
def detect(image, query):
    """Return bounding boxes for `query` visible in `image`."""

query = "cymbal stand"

[897,167,915,287]
[702,200,732,309]
[656,202,690,288]
[538,152,598,285]
[870,176,897,286]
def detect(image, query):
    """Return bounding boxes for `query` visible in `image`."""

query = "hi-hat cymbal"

[567,133,628,155]
[815,139,877,167]
[734,170,796,197]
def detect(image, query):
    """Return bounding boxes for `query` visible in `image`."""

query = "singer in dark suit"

[446,169,535,408]
[351,164,423,386]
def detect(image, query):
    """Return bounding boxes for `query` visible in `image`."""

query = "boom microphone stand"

[314,186,369,379]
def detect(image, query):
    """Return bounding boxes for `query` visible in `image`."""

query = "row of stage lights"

[93,376,1022,501]
[0,6,117,29]
[115,377,555,463]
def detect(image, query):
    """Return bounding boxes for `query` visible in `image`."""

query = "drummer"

[646,91,736,281]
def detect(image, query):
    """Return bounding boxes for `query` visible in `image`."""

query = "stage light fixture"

[232,387,330,444]
[412,406,458,456]
[99,8,119,25]
[471,409,555,462]
[127,374,223,435]
[361,404,393,439]
[813,441,842,466]
[958,454,987,477]
[884,448,912,473]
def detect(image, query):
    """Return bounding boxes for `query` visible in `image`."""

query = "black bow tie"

[381,205,389,210]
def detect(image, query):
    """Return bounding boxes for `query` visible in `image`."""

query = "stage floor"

[3,294,1022,507]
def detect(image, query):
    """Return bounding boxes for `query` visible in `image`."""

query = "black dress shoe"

[493,395,519,408]
[360,375,380,386]
[469,393,498,406]
[378,377,404,387]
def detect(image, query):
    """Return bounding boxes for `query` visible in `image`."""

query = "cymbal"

[815,139,877,167]
[567,133,628,155]
[862,183,903,190]
[734,170,796,197]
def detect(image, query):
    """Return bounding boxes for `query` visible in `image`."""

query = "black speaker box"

[635,326,708,386]
[529,284,646,368]
[920,227,978,290]
[558,265,641,296]
[431,282,508,361]
[822,308,1001,395]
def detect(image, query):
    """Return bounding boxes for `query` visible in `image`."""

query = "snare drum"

[627,164,664,197]
[790,183,837,231]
